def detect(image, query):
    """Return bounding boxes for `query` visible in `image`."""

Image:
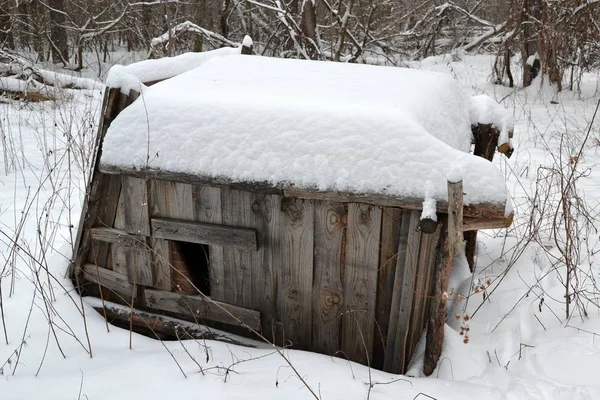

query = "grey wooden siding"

[81,178,440,374]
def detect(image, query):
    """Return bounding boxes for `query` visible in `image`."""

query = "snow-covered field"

[2,54,600,399]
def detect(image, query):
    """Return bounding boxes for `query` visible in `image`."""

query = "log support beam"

[424,179,463,376]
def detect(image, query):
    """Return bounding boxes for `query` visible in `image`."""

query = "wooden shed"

[71,46,513,375]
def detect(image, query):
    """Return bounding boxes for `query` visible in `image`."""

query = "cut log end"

[418,217,439,234]
[498,142,514,158]
[504,211,514,228]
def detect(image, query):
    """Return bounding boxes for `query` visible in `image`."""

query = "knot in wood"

[329,213,338,224]
[360,213,369,223]
[331,294,341,305]
[251,202,260,212]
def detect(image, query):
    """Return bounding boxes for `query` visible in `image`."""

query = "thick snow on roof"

[101,54,508,205]
[105,46,242,93]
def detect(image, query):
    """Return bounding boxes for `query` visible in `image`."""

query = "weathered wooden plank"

[278,197,314,350]
[192,185,225,301]
[111,242,129,276]
[100,165,283,195]
[90,299,258,346]
[387,211,422,373]
[145,289,261,330]
[373,207,402,369]
[99,167,508,222]
[150,180,194,220]
[312,201,346,355]
[151,238,171,291]
[95,174,123,231]
[111,241,153,287]
[283,187,506,220]
[341,203,382,365]
[221,189,258,309]
[70,87,120,280]
[120,176,151,236]
[253,194,281,343]
[82,263,135,300]
[149,180,194,291]
[383,211,413,372]
[90,227,142,245]
[151,218,257,250]
[90,174,123,269]
[407,226,439,361]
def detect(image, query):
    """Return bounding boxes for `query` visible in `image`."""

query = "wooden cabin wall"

[81,178,441,374]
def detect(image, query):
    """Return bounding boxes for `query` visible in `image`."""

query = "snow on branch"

[150,21,240,57]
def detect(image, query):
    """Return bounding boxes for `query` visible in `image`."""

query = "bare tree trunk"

[522,0,540,87]
[194,0,206,51]
[300,0,317,59]
[220,0,231,38]
[0,1,15,48]
[48,0,69,64]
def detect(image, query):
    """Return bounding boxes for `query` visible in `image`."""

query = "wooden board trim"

[90,227,144,245]
[144,289,261,330]
[99,165,283,195]
[285,187,506,220]
[98,164,507,220]
[151,218,258,250]
[82,263,135,298]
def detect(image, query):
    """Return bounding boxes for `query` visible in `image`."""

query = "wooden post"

[423,179,463,376]
[241,35,253,55]
[447,180,463,257]
[465,123,512,271]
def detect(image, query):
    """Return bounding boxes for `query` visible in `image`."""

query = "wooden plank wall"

[83,179,442,374]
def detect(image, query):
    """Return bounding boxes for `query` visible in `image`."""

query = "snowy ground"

[2,54,600,399]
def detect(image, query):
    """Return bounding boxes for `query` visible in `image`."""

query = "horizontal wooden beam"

[99,164,508,220]
[144,289,261,330]
[87,298,258,346]
[463,211,513,231]
[82,263,135,298]
[90,227,144,245]
[151,218,257,250]
[99,164,283,195]
[284,187,507,220]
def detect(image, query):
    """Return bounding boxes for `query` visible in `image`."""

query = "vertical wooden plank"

[221,188,257,309]
[373,207,402,369]
[111,176,153,287]
[312,201,346,355]
[407,226,440,360]
[151,238,171,291]
[192,185,225,301]
[383,211,411,371]
[150,180,194,220]
[255,194,281,342]
[110,241,153,286]
[278,197,314,350]
[70,88,120,280]
[392,211,422,373]
[149,180,194,291]
[384,210,422,373]
[120,176,151,236]
[341,203,382,365]
[87,174,122,269]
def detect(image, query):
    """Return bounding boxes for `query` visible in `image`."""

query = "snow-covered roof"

[101,54,509,206]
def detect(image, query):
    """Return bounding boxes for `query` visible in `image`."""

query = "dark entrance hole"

[170,240,210,295]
